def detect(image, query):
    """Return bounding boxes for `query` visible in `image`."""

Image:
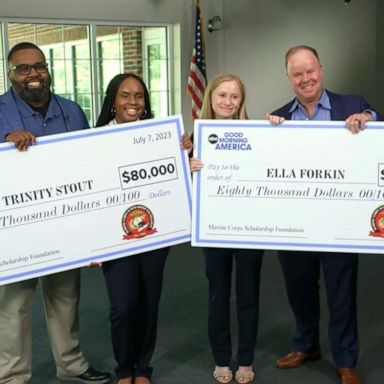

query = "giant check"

[0,115,192,285]
[192,120,384,254]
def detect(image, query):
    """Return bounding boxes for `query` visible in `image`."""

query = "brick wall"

[122,28,143,76]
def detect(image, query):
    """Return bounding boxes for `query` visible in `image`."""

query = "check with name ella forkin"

[192,119,384,254]
[0,115,192,285]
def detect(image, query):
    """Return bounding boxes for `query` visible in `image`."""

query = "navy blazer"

[272,89,382,121]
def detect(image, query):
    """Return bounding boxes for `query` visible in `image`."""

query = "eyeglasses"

[11,62,49,76]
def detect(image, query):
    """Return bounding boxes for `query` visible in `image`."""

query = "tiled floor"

[28,245,384,383]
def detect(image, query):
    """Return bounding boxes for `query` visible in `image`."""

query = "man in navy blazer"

[269,45,381,384]
[273,89,377,124]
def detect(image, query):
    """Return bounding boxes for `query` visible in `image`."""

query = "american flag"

[187,0,207,119]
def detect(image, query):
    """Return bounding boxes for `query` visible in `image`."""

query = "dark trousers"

[102,247,169,379]
[279,250,358,368]
[204,247,263,367]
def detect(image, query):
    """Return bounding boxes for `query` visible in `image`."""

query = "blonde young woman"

[190,74,263,384]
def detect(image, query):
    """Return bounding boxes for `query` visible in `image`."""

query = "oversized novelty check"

[0,115,192,284]
[192,120,384,254]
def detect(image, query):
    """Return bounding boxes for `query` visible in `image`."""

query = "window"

[143,28,169,117]
[0,21,172,126]
[95,26,125,111]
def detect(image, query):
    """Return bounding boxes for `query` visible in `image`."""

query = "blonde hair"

[199,73,248,120]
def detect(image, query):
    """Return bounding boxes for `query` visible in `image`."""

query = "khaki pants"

[0,269,88,384]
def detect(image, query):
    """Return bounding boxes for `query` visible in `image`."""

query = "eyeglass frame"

[10,62,49,76]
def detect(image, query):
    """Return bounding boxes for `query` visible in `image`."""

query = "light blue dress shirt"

[289,90,377,121]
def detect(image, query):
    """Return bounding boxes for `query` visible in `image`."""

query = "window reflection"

[2,22,170,125]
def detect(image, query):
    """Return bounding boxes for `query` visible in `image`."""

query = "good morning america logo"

[208,132,252,151]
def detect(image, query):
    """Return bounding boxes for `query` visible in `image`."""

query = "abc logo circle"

[208,134,218,144]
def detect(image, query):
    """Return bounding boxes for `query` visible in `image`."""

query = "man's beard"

[14,75,52,104]
[20,85,51,103]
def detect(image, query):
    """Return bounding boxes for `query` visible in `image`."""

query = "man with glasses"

[0,42,111,384]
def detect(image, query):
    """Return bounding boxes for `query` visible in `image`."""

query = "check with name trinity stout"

[0,116,192,285]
